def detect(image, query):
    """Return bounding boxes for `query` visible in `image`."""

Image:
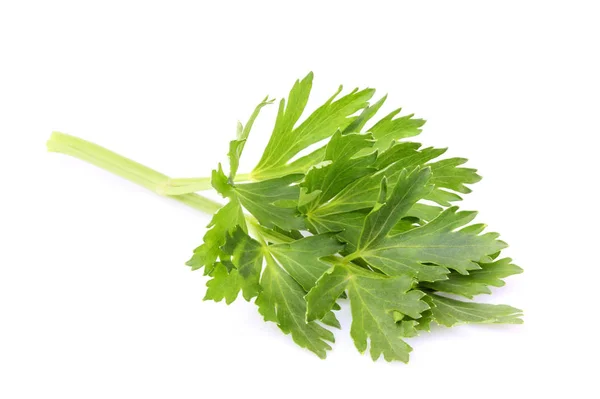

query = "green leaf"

[228,96,274,179]
[269,233,345,291]
[310,142,479,216]
[397,320,420,338]
[428,157,482,195]
[252,72,375,179]
[381,149,478,207]
[408,203,443,222]
[422,257,523,299]
[398,295,435,332]
[297,187,322,207]
[204,228,263,303]
[301,131,377,212]
[342,95,387,134]
[357,167,433,251]
[367,109,425,152]
[414,310,434,332]
[234,174,304,231]
[374,142,444,172]
[307,168,436,254]
[308,210,367,253]
[427,293,523,326]
[186,199,246,273]
[211,164,234,198]
[305,263,429,362]
[361,207,508,282]
[256,253,337,359]
[203,263,244,304]
[308,211,430,254]
[186,166,248,273]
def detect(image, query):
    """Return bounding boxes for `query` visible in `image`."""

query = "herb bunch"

[48,72,522,362]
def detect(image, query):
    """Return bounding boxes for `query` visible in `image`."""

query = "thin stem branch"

[47,132,222,215]
[156,171,253,196]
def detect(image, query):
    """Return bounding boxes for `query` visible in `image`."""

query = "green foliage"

[422,258,523,299]
[228,96,274,179]
[306,264,429,362]
[256,253,338,359]
[182,72,523,362]
[427,293,523,326]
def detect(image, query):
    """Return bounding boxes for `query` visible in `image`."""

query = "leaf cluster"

[185,72,522,362]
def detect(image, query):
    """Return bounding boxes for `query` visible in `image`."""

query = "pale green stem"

[158,172,254,195]
[159,177,213,195]
[47,132,222,215]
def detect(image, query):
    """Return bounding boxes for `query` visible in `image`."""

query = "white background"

[1,1,598,397]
